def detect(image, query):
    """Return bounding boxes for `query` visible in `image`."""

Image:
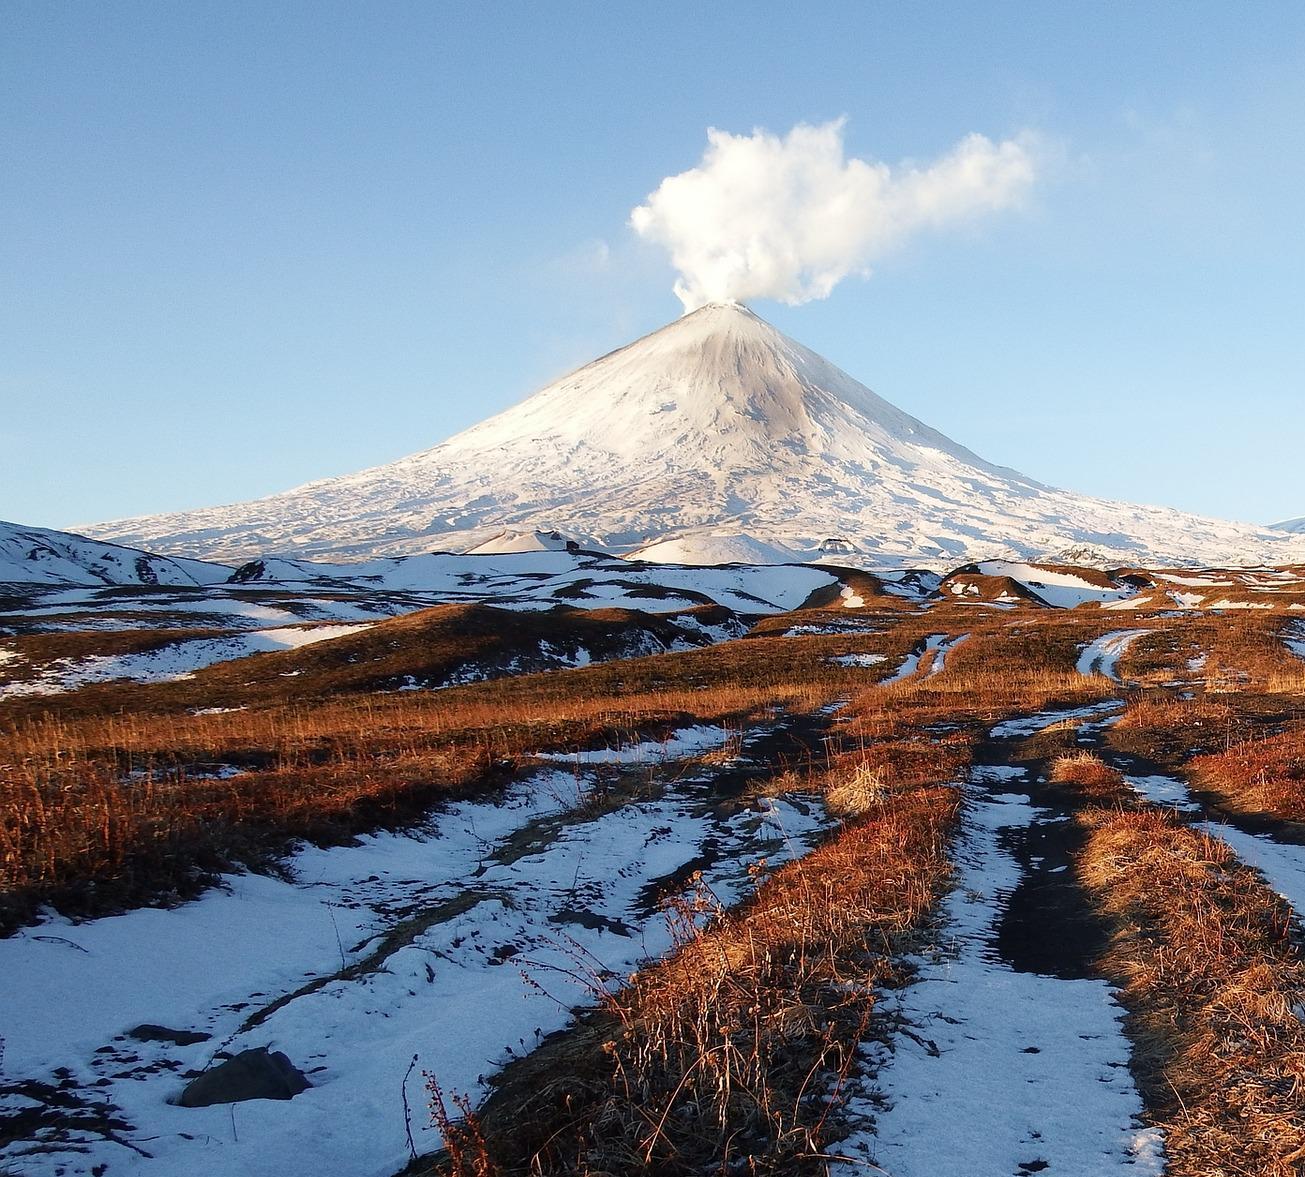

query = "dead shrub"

[825,760,889,816]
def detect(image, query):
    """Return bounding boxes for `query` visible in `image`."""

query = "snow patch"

[1075,630,1148,681]
[0,624,372,699]
[535,724,732,765]
[829,652,887,667]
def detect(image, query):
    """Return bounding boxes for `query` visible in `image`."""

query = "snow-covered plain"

[3,549,838,619]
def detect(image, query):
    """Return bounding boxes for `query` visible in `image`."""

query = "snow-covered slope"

[0,520,232,587]
[0,523,840,615]
[1274,517,1305,534]
[87,302,1305,568]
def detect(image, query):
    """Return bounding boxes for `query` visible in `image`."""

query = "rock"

[127,1024,210,1047]
[177,1048,310,1107]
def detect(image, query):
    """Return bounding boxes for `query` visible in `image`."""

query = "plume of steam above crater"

[631,119,1038,312]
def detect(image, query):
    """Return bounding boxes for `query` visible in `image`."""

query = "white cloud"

[631,119,1039,312]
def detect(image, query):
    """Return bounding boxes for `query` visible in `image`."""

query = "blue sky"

[3,2,1303,529]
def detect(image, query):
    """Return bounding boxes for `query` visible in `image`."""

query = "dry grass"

[0,606,1120,931]
[1078,807,1305,1176]
[417,773,963,1176]
[1110,690,1305,830]
[1190,724,1305,825]
[0,599,951,920]
[1048,751,1131,804]
[0,676,825,931]
[1110,696,1248,764]
[0,613,924,930]
[824,759,889,816]
[1197,614,1305,696]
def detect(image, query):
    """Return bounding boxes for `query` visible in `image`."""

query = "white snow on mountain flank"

[0,520,232,587]
[85,302,1305,569]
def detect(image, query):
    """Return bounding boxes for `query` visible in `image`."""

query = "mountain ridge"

[84,302,1305,569]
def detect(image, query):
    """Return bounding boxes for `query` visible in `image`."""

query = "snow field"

[0,728,832,1177]
[974,562,1139,608]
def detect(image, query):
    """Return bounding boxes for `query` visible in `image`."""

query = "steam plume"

[631,119,1037,312]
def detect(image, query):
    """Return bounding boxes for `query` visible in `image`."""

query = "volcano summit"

[89,303,1305,569]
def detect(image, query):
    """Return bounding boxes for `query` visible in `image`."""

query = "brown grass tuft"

[1049,751,1132,804]
[1078,807,1305,1176]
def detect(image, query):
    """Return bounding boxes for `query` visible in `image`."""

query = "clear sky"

[3,2,1303,530]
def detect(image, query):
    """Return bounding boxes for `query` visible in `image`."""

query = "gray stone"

[128,1023,210,1047]
[178,1047,311,1108]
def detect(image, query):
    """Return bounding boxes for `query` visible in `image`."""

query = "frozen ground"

[0,726,833,1177]
[835,710,1164,1176]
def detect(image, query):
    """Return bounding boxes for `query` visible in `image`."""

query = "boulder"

[178,1047,310,1108]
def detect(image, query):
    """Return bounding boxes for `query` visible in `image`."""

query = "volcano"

[88,302,1305,568]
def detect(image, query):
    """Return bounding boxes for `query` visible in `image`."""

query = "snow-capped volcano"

[89,302,1305,568]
